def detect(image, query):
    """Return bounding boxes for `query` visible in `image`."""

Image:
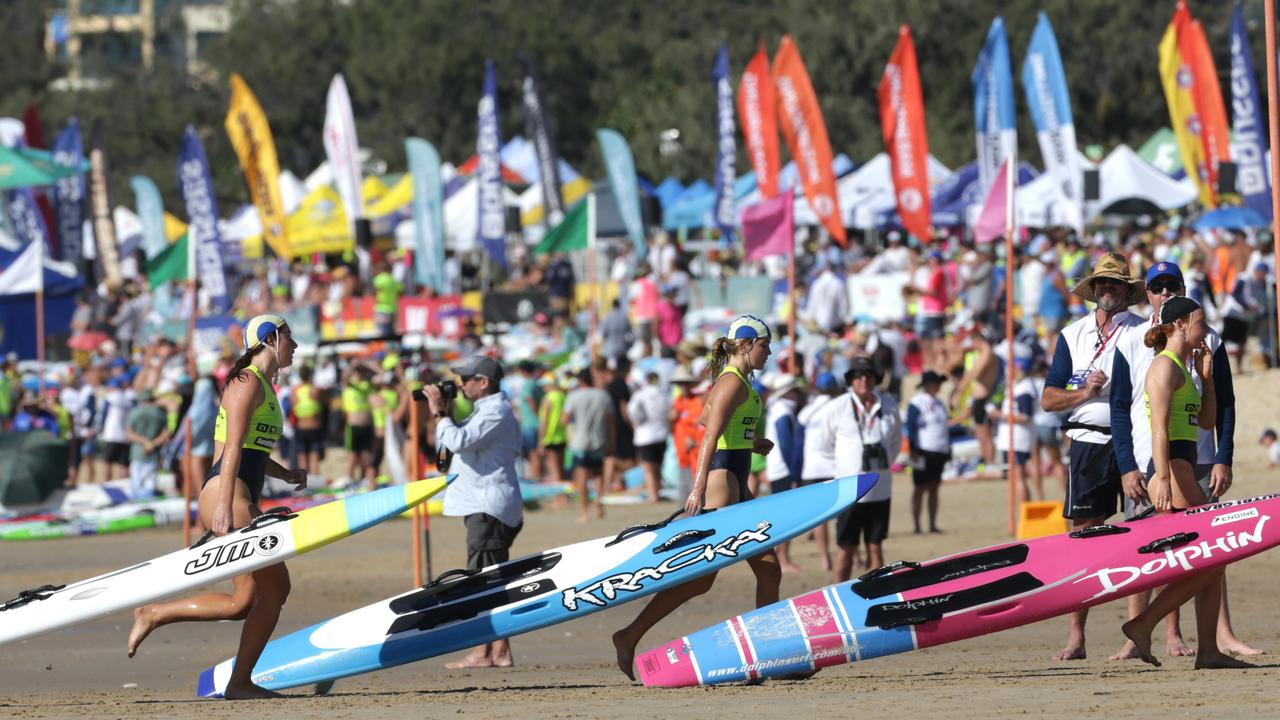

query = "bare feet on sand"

[1108,640,1141,661]
[223,682,285,699]
[1120,620,1160,667]
[1195,652,1257,669]
[1166,637,1196,657]
[127,606,157,658]
[612,630,636,681]
[1053,644,1086,661]
[1218,637,1265,656]
[779,563,804,575]
[446,652,512,669]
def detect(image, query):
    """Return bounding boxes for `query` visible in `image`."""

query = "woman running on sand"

[128,314,308,698]
[1120,298,1252,670]
[612,315,781,679]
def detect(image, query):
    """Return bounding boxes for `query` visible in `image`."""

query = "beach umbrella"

[1192,206,1269,231]
[0,430,67,507]
[0,145,89,189]
[67,330,110,351]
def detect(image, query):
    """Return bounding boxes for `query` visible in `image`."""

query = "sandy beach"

[4,370,1280,719]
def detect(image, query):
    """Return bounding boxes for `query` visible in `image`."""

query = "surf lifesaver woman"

[612,315,781,680]
[1120,297,1251,670]
[128,314,307,698]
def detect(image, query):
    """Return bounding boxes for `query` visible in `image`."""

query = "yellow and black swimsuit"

[206,365,283,504]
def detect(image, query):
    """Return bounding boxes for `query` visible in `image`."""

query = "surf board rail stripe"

[194,473,880,696]
[0,476,451,647]
[637,493,1280,687]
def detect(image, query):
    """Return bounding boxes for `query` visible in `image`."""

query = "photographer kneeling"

[418,355,523,669]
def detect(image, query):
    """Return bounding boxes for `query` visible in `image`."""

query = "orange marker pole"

[1266,0,1280,352]
[410,397,423,587]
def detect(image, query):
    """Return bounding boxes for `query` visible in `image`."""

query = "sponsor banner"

[1229,2,1271,219]
[738,40,780,199]
[51,118,84,264]
[520,54,566,227]
[711,43,737,243]
[6,187,50,254]
[323,73,364,230]
[177,126,230,313]
[1160,3,1212,207]
[597,128,647,261]
[879,25,932,242]
[225,73,290,258]
[772,35,845,246]
[482,289,551,329]
[397,295,465,339]
[1021,12,1081,232]
[320,296,378,341]
[88,118,122,287]
[1183,16,1231,208]
[406,137,446,292]
[129,175,167,259]
[846,271,912,324]
[476,59,507,267]
[971,17,1018,199]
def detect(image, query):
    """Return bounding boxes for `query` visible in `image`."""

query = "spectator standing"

[906,370,950,534]
[545,253,576,315]
[1260,429,1280,467]
[563,366,615,522]
[914,250,950,372]
[805,263,849,334]
[763,374,807,573]
[668,367,705,501]
[100,377,134,481]
[628,371,671,503]
[604,357,636,493]
[990,367,1038,502]
[599,299,634,362]
[125,389,171,499]
[372,263,403,336]
[655,286,683,351]
[536,372,569,485]
[630,265,659,356]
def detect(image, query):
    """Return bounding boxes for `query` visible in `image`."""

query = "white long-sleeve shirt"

[818,390,901,503]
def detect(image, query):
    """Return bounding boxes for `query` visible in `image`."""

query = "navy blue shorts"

[710,448,753,498]
[1065,439,1121,520]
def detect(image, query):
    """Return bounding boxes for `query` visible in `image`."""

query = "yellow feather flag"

[225,73,291,258]
[1158,3,1213,207]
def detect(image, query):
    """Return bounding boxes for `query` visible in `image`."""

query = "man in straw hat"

[1040,251,1147,661]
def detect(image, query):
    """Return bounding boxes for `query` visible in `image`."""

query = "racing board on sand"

[195,473,880,696]
[0,476,452,647]
[638,494,1280,686]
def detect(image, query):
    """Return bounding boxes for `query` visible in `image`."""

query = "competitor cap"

[1145,261,1184,286]
[245,313,289,351]
[728,314,771,341]
[1157,296,1200,325]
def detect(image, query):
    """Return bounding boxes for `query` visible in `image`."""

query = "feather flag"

[1160,2,1214,207]
[1229,1,1271,219]
[597,129,646,260]
[711,43,737,243]
[879,25,932,242]
[476,59,507,268]
[1021,12,1082,230]
[129,175,166,260]
[741,189,794,261]
[87,118,122,287]
[738,40,780,199]
[972,18,1018,199]
[323,73,364,233]
[406,137,445,292]
[225,73,290,258]
[974,158,1011,244]
[772,35,845,246]
[519,54,566,227]
[177,126,229,312]
[50,118,84,265]
[1183,15,1231,206]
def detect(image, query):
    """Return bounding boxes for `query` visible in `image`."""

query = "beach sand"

[4,370,1280,719]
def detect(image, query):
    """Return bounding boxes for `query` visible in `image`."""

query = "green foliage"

[0,0,1256,215]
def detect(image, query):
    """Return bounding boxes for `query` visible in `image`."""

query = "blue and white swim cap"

[727,314,771,341]
[244,313,288,351]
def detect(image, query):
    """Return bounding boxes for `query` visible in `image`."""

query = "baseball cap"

[815,371,840,392]
[1145,262,1184,287]
[921,370,947,386]
[450,355,504,382]
[244,313,289,351]
[728,314,771,341]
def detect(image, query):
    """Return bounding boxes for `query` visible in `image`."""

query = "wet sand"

[5,370,1280,718]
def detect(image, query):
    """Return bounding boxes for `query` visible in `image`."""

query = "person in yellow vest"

[369,372,403,487]
[611,315,781,680]
[342,364,376,488]
[373,262,403,336]
[127,314,305,699]
[292,365,327,486]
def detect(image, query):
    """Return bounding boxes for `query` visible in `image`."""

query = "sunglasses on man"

[1147,278,1183,296]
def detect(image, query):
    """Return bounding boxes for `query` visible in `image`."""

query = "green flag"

[533,195,592,255]
[146,232,188,289]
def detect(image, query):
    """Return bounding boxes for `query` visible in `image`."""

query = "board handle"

[876,612,942,630]
[605,508,687,547]
[0,584,66,612]
[858,560,922,582]
[1069,524,1132,539]
[239,506,298,533]
[1138,532,1199,554]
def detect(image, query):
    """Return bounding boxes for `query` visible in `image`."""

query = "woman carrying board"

[128,314,308,699]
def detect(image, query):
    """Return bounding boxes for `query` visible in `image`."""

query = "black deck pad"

[865,572,1043,629]
[389,552,562,615]
[386,578,558,635]
[852,545,1029,599]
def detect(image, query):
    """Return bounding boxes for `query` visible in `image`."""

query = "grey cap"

[450,355,504,382]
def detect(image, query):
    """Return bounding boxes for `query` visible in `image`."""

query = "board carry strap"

[188,506,299,549]
[1138,532,1198,554]
[858,560,922,583]
[865,572,1044,629]
[1069,524,1132,538]
[605,508,688,547]
[853,545,1030,600]
[1,584,66,611]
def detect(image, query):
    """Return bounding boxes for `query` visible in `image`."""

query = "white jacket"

[816,390,901,503]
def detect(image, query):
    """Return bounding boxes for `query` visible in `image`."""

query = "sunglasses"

[459,375,478,384]
[850,371,875,380]
[1147,278,1183,296]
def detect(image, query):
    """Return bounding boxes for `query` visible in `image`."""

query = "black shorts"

[295,427,325,456]
[103,441,130,466]
[571,450,606,473]
[912,450,950,486]
[769,476,796,496]
[836,499,891,546]
[544,442,566,455]
[635,442,665,464]
[347,424,374,454]
[1065,439,1121,520]
[464,513,522,571]
[971,397,990,426]
[709,448,752,485]
[1222,316,1249,345]
[370,432,386,469]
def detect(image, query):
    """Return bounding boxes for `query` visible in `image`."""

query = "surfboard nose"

[854,472,880,502]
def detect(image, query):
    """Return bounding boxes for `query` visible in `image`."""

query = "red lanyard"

[1086,318,1124,370]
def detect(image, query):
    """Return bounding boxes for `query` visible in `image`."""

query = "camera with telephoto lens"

[411,380,457,402]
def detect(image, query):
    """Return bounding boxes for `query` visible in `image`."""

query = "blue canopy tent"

[0,240,84,360]
[663,173,758,231]
[924,161,1040,228]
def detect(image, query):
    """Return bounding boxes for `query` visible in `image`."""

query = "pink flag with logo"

[973,158,1009,244]
[741,189,794,260]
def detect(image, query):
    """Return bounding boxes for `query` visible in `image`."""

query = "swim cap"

[244,313,289,351]
[1157,296,1200,326]
[727,314,771,341]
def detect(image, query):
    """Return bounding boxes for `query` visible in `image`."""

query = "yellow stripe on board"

[290,498,352,552]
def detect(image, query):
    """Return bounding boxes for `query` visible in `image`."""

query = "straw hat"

[1071,251,1145,305]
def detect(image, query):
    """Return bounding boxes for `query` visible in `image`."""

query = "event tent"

[928,162,1039,227]
[1092,144,1197,216]
[663,173,758,231]
[792,152,951,230]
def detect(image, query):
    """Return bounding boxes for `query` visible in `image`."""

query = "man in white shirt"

[763,374,807,574]
[798,372,842,572]
[1040,252,1146,661]
[627,371,670,504]
[804,263,849,333]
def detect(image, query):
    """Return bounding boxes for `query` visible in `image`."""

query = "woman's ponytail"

[706,337,733,380]
[226,344,265,387]
[1144,324,1170,354]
